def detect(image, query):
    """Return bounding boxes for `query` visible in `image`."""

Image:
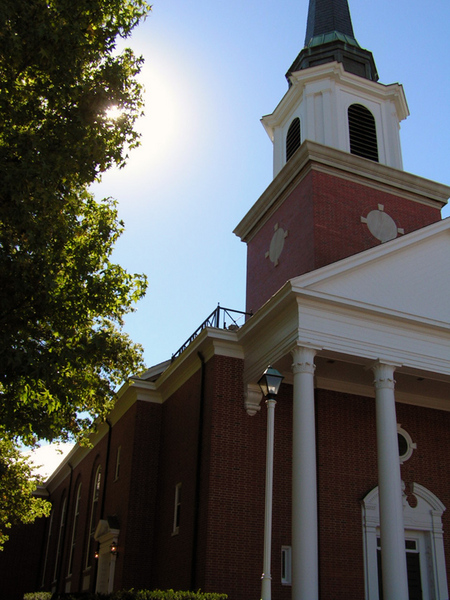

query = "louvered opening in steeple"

[286,118,301,161]
[348,103,379,162]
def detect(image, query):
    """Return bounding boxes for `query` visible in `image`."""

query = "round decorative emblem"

[265,223,288,266]
[366,210,398,242]
[361,204,404,243]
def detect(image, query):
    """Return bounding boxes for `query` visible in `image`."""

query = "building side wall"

[37,402,142,594]
[245,171,315,314]
[120,400,162,589]
[0,517,48,600]
[152,367,203,591]
[204,354,263,599]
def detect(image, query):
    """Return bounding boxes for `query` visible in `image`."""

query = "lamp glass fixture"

[258,366,284,397]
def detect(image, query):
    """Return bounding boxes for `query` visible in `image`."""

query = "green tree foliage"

[0,0,151,537]
[0,436,51,549]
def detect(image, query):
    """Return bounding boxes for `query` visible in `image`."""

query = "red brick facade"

[2,353,450,600]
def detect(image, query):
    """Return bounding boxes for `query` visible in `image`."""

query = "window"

[68,483,82,576]
[114,446,121,481]
[281,546,292,585]
[53,496,66,582]
[86,465,102,568]
[41,507,54,586]
[286,117,301,162]
[348,103,379,162]
[397,425,416,463]
[172,483,182,535]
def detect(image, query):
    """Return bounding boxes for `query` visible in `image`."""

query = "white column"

[291,346,318,600]
[261,397,276,600]
[372,362,408,600]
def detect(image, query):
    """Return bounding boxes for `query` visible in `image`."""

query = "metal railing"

[171,304,252,362]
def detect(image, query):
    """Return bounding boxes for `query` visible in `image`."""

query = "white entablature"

[261,61,409,177]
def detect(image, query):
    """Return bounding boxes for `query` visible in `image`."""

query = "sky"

[93,0,450,370]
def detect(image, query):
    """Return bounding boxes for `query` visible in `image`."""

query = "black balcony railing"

[171,304,252,362]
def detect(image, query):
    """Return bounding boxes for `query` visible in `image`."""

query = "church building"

[2,1,449,599]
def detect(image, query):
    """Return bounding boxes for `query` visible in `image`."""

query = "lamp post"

[258,366,284,600]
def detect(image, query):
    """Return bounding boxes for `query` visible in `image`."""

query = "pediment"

[94,516,120,542]
[291,219,450,324]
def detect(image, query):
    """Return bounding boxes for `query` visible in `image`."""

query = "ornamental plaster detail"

[291,346,317,375]
[245,383,263,416]
[371,361,398,391]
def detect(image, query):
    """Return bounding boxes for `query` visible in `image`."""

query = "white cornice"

[294,290,450,375]
[316,376,450,412]
[234,141,449,243]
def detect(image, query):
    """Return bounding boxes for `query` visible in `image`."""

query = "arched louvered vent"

[348,104,379,162]
[286,117,301,162]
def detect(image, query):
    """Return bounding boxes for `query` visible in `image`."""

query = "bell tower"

[234,0,446,314]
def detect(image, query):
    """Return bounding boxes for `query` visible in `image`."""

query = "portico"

[241,218,450,600]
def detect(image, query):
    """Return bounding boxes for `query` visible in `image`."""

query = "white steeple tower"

[261,1,409,178]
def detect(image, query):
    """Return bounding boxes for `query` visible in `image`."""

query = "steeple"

[305,0,356,46]
[287,0,378,82]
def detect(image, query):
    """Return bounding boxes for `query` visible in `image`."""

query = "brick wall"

[315,389,450,600]
[152,366,203,591]
[245,169,441,313]
[0,516,48,599]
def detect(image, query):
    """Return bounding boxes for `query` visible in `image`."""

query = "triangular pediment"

[94,516,120,542]
[291,219,450,324]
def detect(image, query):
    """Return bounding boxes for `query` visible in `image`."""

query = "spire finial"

[305,0,356,47]
[286,0,378,82]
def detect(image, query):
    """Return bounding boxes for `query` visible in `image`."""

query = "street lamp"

[258,366,284,600]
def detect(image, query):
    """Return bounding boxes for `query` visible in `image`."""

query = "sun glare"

[105,105,124,120]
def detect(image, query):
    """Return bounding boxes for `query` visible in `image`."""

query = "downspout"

[191,352,206,590]
[55,462,73,595]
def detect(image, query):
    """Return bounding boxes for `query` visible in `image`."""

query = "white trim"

[172,482,182,535]
[281,546,292,585]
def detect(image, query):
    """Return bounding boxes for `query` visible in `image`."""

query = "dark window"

[398,433,408,458]
[286,117,301,161]
[86,465,102,567]
[348,103,379,162]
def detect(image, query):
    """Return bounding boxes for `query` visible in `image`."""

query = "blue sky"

[94,0,450,369]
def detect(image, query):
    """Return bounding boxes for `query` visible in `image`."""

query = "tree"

[0,437,51,549]
[0,0,151,537]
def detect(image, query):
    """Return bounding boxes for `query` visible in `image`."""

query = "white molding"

[315,376,450,412]
[262,61,409,176]
[362,484,448,600]
[233,142,449,244]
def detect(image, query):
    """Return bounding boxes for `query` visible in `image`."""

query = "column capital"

[370,361,400,391]
[291,345,317,375]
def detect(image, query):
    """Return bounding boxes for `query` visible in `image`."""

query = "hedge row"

[24,590,228,600]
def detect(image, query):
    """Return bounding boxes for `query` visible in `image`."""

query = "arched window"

[286,117,301,162]
[348,103,379,162]
[41,506,54,586]
[68,483,82,576]
[53,495,66,582]
[86,465,102,568]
